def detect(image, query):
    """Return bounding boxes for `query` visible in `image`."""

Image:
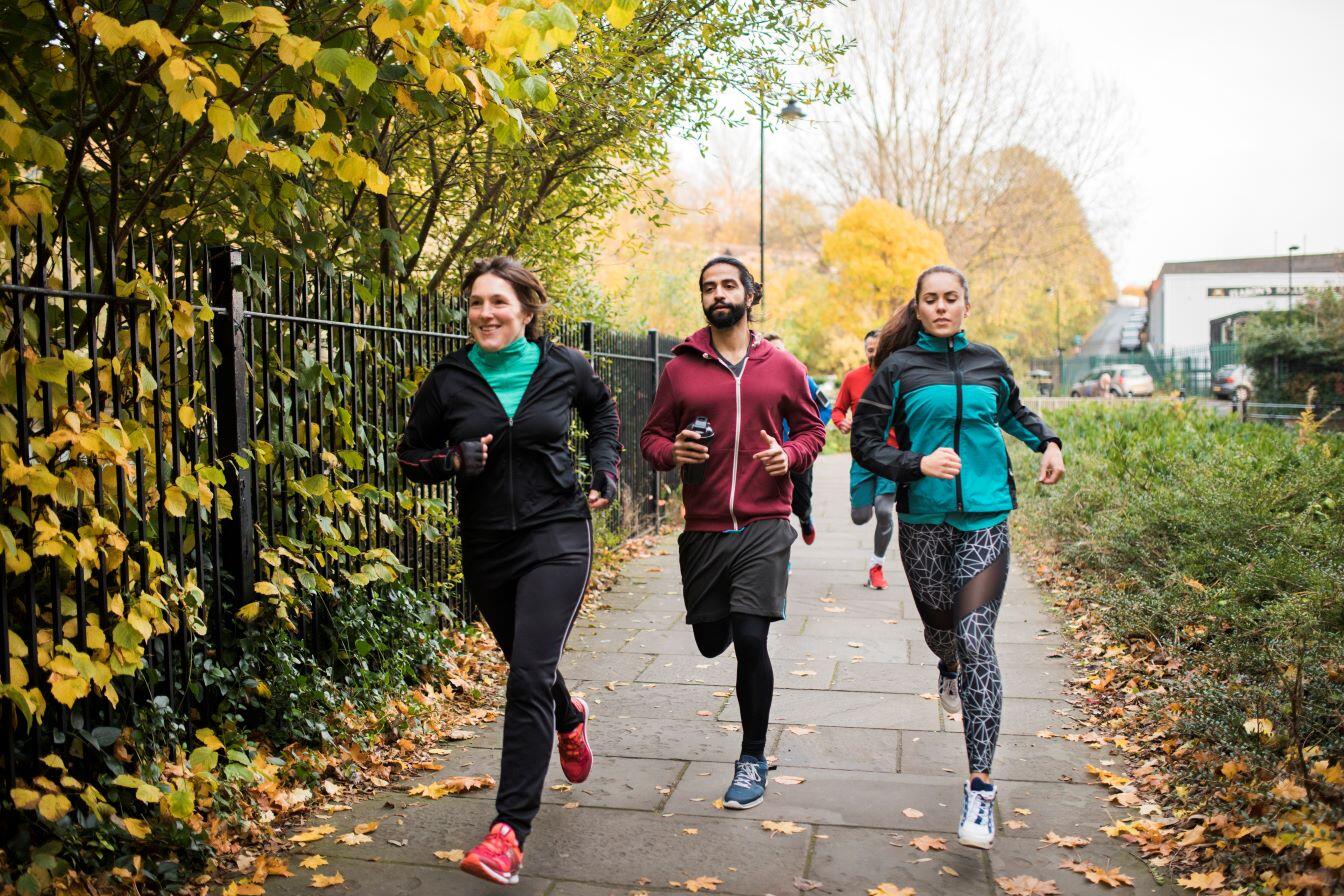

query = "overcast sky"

[672,0,1344,290]
[1020,0,1344,285]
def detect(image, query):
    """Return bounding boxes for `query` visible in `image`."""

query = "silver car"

[1070,364,1155,398]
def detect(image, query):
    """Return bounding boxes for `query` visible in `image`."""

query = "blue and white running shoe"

[958,778,996,849]
[722,755,769,809]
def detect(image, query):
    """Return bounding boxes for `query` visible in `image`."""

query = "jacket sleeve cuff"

[1037,437,1062,453]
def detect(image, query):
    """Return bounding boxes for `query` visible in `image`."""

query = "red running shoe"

[557,696,593,783]
[867,563,888,590]
[460,822,523,885]
[800,518,816,545]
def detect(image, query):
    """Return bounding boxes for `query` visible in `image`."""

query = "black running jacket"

[396,339,621,533]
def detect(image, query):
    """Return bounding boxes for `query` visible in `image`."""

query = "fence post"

[581,320,594,355]
[208,247,256,619]
[647,328,660,528]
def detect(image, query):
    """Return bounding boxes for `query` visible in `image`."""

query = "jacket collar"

[674,326,770,360]
[441,336,551,371]
[916,330,969,353]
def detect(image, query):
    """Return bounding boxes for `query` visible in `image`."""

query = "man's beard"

[704,300,747,329]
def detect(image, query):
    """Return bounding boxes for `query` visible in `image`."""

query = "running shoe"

[866,563,888,590]
[557,696,593,784]
[722,755,768,809]
[958,779,997,849]
[937,661,961,715]
[800,518,816,545]
[460,822,523,885]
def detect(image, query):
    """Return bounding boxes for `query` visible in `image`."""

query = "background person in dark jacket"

[397,257,620,886]
[640,257,825,811]
[851,265,1063,853]
[764,333,830,544]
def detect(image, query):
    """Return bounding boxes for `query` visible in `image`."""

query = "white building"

[1148,253,1344,349]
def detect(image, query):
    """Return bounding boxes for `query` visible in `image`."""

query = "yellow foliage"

[822,197,949,308]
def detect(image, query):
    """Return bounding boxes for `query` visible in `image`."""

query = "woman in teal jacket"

[851,265,1064,851]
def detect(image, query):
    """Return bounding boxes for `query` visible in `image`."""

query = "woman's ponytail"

[874,299,921,368]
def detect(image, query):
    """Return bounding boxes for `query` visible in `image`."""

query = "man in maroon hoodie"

[640,256,826,809]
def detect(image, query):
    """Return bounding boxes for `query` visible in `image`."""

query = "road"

[1078,301,1136,356]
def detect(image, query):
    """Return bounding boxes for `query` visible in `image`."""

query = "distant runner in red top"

[831,329,897,589]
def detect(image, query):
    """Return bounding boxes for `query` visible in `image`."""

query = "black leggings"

[789,467,814,522]
[692,613,773,759]
[463,519,591,845]
[852,493,895,558]
[897,522,1009,774]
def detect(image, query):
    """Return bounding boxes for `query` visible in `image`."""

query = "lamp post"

[1047,285,1061,386]
[1287,244,1300,317]
[758,95,806,312]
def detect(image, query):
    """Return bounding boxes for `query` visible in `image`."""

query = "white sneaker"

[937,663,961,715]
[958,780,996,849]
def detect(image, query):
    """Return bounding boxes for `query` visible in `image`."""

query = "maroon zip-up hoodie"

[640,328,826,532]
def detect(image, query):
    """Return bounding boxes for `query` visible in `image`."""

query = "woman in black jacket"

[397,257,621,886]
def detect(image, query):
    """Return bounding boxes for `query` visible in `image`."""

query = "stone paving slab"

[258,455,1173,896]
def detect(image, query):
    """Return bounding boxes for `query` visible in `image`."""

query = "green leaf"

[313,47,352,84]
[188,746,219,773]
[218,2,253,25]
[346,58,379,92]
[521,75,550,104]
[165,786,194,820]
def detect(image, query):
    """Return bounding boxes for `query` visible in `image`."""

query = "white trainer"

[958,780,996,849]
[938,664,961,715]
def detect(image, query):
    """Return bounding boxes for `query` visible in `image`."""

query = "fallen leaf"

[996,875,1060,896]
[682,827,698,835]
[712,798,725,810]
[1242,717,1273,736]
[1005,820,1030,830]
[1035,729,1057,739]
[1271,779,1307,801]
[289,825,337,843]
[867,885,916,896]
[790,670,817,677]
[1059,860,1134,888]
[1177,870,1226,891]
[847,642,863,648]
[940,866,959,877]
[773,775,806,785]
[433,849,465,862]
[902,807,924,819]
[712,691,732,697]
[408,775,495,799]
[786,726,817,736]
[675,875,723,892]
[823,606,847,613]
[299,856,328,870]
[882,618,901,624]
[910,836,947,852]
[310,873,345,889]
[1040,832,1090,848]
[1013,808,1032,816]
[353,822,379,835]
[235,886,266,896]
[762,819,807,836]
[697,710,714,717]
[334,833,371,846]
[563,801,580,809]
[551,783,573,792]
[794,877,825,891]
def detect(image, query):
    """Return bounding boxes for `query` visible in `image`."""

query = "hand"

[837,415,852,434]
[1038,442,1064,485]
[451,433,493,477]
[752,430,790,477]
[588,471,618,509]
[673,429,710,467]
[919,446,961,479]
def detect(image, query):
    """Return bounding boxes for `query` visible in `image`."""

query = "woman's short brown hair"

[462,256,550,340]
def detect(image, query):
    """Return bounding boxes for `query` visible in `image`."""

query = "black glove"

[450,439,489,478]
[593,470,619,501]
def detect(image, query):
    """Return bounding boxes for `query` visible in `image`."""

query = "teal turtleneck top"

[898,330,1010,532]
[468,335,540,419]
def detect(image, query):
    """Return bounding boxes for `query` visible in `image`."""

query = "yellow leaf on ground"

[785,726,816,736]
[310,872,345,888]
[940,866,959,877]
[910,835,947,852]
[1041,832,1090,848]
[334,833,371,845]
[433,849,465,862]
[289,824,336,843]
[902,807,924,819]
[1271,779,1307,801]
[1242,717,1273,736]
[868,885,917,896]
[682,828,698,835]
[299,856,327,869]
[1013,808,1033,816]
[761,819,807,836]
[772,775,806,785]
[353,822,379,834]
[122,817,152,839]
[1177,870,1226,891]
[234,885,265,896]
[673,876,723,892]
[996,876,1060,896]
[408,775,495,799]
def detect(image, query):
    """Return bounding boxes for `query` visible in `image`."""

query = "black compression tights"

[692,613,773,759]
[898,522,1010,774]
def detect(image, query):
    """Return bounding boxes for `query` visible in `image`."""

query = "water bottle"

[681,416,715,486]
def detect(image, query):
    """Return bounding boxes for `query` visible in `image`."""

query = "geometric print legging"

[897,521,1010,774]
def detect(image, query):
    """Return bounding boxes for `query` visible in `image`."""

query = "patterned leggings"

[897,522,1010,774]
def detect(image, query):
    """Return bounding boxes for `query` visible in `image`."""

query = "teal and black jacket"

[850,331,1060,517]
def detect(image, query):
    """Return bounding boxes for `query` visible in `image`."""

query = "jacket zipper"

[948,342,964,512]
[706,349,746,530]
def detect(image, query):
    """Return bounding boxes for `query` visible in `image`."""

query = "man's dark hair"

[864,329,879,340]
[699,255,762,320]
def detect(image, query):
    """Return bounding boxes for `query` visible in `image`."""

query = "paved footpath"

[265,455,1173,895]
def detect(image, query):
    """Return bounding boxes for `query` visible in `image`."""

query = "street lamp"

[758,96,806,311]
[1287,244,1300,316]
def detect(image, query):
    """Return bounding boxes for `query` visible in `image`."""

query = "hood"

[673,327,772,360]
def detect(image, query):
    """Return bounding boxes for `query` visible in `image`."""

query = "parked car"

[1211,364,1254,401]
[1119,332,1143,352]
[1070,364,1155,398]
